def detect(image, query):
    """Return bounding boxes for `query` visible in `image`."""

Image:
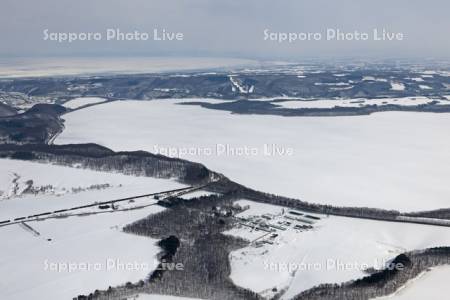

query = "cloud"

[1,0,449,59]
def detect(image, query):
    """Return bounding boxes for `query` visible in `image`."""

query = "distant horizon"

[1,55,449,64]
[0,56,448,79]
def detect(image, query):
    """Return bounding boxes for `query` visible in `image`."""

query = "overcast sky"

[1,0,449,60]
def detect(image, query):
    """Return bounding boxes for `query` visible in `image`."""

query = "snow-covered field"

[129,295,202,300]
[390,82,406,91]
[362,76,388,82]
[0,159,184,300]
[63,97,107,109]
[378,266,450,300]
[275,96,439,109]
[0,158,184,206]
[0,206,164,300]
[56,99,450,212]
[178,190,218,200]
[226,200,450,299]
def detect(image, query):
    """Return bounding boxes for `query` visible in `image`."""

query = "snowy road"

[0,185,201,227]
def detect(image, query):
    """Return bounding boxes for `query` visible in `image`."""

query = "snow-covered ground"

[0,159,184,300]
[0,206,164,300]
[56,99,450,212]
[390,82,406,91]
[229,75,254,94]
[275,96,439,109]
[178,190,218,200]
[226,200,450,299]
[408,77,425,82]
[378,266,450,300]
[129,295,202,300]
[314,82,351,86]
[362,76,388,82]
[63,97,107,109]
[0,158,184,205]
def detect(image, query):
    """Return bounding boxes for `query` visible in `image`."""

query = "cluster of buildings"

[235,208,321,245]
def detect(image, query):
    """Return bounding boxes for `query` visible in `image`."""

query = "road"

[0,185,207,227]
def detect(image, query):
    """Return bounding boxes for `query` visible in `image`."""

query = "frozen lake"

[56,99,450,212]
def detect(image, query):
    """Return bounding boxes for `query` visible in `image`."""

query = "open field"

[0,158,184,300]
[225,200,450,299]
